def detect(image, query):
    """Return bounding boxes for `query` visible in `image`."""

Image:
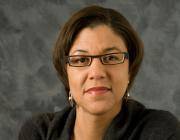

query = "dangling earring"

[68,92,74,107]
[124,81,130,102]
[127,92,130,99]
[124,91,130,102]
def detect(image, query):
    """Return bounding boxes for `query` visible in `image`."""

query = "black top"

[18,100,180,140]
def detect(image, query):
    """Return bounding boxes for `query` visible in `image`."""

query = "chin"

[84,101,119,116]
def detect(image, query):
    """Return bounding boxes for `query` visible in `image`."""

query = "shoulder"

[127,100,180,139]
[126,99,179,125]
[142,109,179,130]
[18,106,72,140]
[140,109,180,139]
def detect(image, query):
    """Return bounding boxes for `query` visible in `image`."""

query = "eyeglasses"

[66,52,129,67]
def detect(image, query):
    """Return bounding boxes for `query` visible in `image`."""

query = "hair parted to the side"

[53,5,144,98]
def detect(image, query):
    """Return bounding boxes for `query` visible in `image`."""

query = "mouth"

[84,86,111,95]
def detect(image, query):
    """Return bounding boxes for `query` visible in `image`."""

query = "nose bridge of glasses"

[89,55,106,78]
[90,54,104,65]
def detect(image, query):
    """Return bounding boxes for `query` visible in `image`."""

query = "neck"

[72,105,121,140]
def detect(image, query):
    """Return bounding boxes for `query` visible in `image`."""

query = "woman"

[19,5,179,140]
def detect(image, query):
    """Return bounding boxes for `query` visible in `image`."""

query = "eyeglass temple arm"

[124,52,129,59]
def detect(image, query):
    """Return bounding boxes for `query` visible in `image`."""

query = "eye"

[103,54,119,62]
[78,57,89,63]
[69,56,90,66]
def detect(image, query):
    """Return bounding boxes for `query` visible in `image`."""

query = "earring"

[124,91,130,102]
[127,92,130,98]
[125,81,130,100]
[68,92,74,107]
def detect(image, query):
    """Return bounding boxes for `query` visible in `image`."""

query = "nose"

[88,58,107,80]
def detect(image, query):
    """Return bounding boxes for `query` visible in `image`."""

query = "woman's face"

[67,25,129,115]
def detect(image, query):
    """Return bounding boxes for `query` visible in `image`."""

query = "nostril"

[89,74,105,80]
[89,69,106,80]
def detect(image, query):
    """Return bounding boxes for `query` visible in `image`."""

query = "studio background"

[0,0,180,140]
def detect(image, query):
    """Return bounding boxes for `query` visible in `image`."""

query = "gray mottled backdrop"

[0,0,180,139]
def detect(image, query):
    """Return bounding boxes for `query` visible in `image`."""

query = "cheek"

[67,68,86,93]
[111,66,129,93]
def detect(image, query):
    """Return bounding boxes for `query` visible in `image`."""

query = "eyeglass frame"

[66,52,129,67]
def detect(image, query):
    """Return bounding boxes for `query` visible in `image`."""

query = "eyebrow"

[71,46,122,55]
[72,49,88,54]
[103,47,122,53]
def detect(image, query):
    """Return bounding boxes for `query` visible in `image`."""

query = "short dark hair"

[53,5,144,97]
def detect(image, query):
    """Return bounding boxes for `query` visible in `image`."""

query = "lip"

[84,86,111,95]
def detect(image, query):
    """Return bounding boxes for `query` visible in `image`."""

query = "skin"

[67,25,129,140]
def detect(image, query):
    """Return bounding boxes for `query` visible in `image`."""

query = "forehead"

[69,25,127,55]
